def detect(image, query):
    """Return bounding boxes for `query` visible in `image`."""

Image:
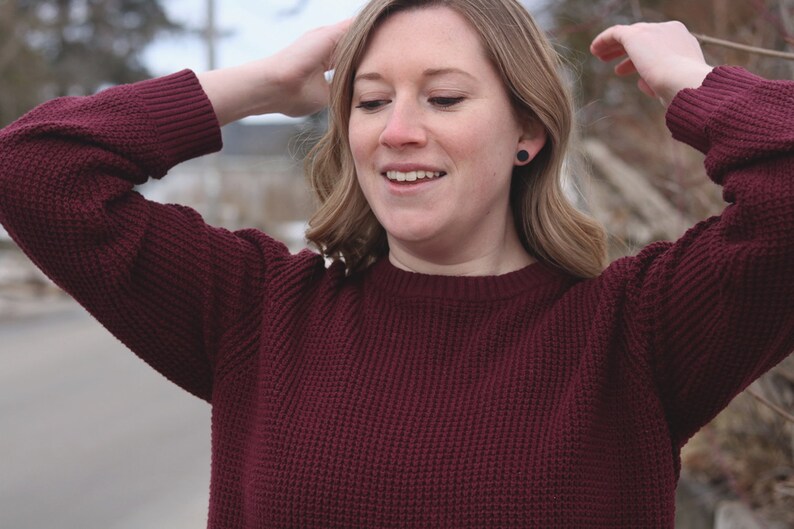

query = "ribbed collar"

[365,257,568,301]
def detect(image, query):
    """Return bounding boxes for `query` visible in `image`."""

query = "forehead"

[356,6,490,74]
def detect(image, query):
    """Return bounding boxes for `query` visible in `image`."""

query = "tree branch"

[746,387,794,424]
[694,33,794,61]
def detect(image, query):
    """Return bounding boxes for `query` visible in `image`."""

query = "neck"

[386,224,534,277]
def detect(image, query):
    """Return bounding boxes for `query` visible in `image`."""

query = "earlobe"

[515,128,547,166]
[516,131,546,165]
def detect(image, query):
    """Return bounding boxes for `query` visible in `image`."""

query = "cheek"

[348,118,376,166]
[459,133,515,182]
[347,131,364,168]
[347,129,376,203]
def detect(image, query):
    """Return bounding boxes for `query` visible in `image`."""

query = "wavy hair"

[305,0,607,277]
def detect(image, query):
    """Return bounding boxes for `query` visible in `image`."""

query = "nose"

[378,99,427,149]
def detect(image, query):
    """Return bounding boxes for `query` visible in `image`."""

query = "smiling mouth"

[383,170,446,183]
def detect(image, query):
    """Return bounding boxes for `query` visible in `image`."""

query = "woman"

[0,0,791,526]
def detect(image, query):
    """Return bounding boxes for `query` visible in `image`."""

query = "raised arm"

[0,21,349,401]
[591,22,794,443]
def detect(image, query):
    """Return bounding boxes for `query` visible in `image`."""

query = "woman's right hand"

[198,18,351,126]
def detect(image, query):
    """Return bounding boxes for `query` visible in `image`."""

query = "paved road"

[0,305,211,529]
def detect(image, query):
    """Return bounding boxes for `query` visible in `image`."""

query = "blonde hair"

[305,0,607,278]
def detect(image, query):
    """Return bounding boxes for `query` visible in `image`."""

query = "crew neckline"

[365,257,568,301]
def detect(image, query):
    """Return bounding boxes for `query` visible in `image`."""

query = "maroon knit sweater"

[0,67,792,528]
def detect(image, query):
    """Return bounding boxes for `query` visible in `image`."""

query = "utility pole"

[204,0,220,224]
[206,0,217,70]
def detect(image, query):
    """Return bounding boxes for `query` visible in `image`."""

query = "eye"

[429,96,464,108]
[355,99,390,111]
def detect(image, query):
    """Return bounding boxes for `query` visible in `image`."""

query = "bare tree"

[0,0,182,126]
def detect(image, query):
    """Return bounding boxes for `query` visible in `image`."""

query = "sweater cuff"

[134,70,223,176]
[665,66,764,155]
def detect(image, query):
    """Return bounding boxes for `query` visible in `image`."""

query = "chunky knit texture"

[0,67,792,528]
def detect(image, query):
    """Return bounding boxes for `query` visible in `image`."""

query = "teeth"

[385,170,443,182]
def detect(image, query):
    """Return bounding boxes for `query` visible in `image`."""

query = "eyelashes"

[355,100,388,111]
[429,96,465,108]
[354,97,465,112]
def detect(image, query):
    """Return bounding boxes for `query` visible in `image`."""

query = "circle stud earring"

[517,150,530,162]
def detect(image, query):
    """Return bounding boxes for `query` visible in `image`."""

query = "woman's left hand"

[590,21,714,107]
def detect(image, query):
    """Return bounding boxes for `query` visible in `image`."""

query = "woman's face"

[348,6,544,264]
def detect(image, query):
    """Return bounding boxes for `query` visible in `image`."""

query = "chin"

[382,220,445,247]
[387,228,438,245]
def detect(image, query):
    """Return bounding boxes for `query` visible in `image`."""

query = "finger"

[318,18,354,70]
[595,47,628,62]
[328,19,354,68]
[329,17,354,37]
[613,58,637,76]
[590,25,628,59]
[637,78,657,98]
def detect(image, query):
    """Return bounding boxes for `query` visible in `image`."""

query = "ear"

[515,120,547,166]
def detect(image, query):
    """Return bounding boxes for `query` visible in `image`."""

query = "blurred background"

[0,1,792,528]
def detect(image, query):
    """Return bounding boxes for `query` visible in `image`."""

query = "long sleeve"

[0,71,275,402]
[622,66,794,445]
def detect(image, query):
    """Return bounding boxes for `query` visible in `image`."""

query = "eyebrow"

[353,67,476,84]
